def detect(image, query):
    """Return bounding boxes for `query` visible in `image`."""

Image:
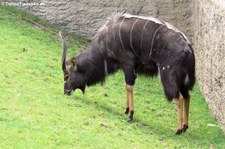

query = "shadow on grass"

[70,93,225,147]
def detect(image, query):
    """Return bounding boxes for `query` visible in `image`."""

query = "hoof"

[175,129,183,135]
[127,111,134,122]
[127,117,133,122]
[182,125,188,132]
[125,107,129,115]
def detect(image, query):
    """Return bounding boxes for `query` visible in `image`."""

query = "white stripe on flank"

[130,19,140,57]
[112,19,117,40]
[104,60,108,76]
[184,74,190,85]
[105,25,109,49]
[119,17,126,53]
[140,20,149,51]
[165,22,191,44]
[149,24,164,59]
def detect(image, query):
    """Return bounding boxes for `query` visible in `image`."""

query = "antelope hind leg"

[183,92,190,132]
[175,93,183,135]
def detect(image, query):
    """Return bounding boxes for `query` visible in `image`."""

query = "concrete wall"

[3,0,225,131]
[193,0,225,132]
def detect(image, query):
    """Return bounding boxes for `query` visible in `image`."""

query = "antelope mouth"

[64,89,74,96]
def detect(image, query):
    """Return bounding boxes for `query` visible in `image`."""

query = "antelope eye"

[64,75,69,80]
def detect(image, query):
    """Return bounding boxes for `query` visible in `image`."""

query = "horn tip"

[59,31,63,38]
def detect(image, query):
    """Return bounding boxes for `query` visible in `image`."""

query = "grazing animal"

[59,13,195,135]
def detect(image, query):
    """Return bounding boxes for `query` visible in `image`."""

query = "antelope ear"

[70,57,77,71]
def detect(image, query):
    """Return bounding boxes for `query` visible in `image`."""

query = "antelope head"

[59,32,86,95]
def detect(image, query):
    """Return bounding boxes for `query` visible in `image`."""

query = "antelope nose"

[64,89,73,96]
[64,90,70,95]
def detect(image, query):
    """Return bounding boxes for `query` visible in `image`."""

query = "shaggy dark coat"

[60,13,195,135]
[71,14,195,101]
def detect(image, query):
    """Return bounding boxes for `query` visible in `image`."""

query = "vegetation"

[0,6,224,148]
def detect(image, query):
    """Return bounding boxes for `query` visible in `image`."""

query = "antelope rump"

[59,13,196,135]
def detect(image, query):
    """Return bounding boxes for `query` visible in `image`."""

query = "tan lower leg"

[126,84,134,111]
[126,88,129,108]
[184,92,190,126]
[176,93,183,130]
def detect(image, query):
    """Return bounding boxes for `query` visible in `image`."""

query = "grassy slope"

[0,6,224,148]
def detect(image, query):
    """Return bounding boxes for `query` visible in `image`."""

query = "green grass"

[0,6,224,148]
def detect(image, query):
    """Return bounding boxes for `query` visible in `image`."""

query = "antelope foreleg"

[125,84,134,122]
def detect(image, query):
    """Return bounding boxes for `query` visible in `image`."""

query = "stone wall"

[193,0,225,132]
[2,0,193,39]
[2,0,225,131]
